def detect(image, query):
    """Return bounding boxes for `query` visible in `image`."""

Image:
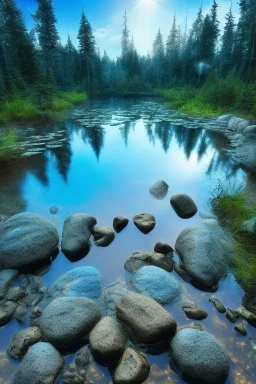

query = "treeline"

[0,0,256,98]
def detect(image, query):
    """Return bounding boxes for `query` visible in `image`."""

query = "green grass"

[0,130,23,162]
[0,97,41,121]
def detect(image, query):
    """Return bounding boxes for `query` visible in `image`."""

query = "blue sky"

[17,0,239,58]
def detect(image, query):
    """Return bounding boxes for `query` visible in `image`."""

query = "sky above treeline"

[17,0,239,58]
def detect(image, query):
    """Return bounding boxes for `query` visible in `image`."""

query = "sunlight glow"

[137,0,158,10]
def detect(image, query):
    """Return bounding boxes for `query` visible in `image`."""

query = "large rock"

[170,328,230,382]
[0,212,59,269]
[113,216,129,233]
[228,116,249,132]
[149,180,169,199]
[39,297,101,346]
[12,342,63,384]
[182,300,208,320]
[62,346,94,384]
[130,266,180,304]
[116,293,177,344]
[61,213,97,259]
[124,251,173,273]
[217,114,234,123]
[0,269,19,299]
[170,194,197,219]
[154,241,173,254]
[8,326,42,359]
[175,228,228,290]
[209,296,226,313]
[133,213,155,234]
[244,125,256,137]
[47,266,102,300]
[113,348,150,384]
[92,227,115,247]
[0,301,17,326]
[89,316,127,359]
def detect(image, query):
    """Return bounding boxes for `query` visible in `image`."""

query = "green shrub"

[0,97,40,121]
[0,130,23,162]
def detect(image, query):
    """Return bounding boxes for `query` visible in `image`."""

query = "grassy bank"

[159,73,256,118]
[0,130,23,162]
[212,187,256,295]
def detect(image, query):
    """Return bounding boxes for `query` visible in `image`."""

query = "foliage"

[0,130,22,162]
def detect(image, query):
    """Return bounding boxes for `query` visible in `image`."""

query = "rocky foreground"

[0,182,256,384]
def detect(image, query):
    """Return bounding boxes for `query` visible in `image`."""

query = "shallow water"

[0,97,255,384]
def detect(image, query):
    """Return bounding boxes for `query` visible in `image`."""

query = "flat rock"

[234,322,247,336]
[130,266,180,304]
[154,241,173,254]
[113,348,150,384]
[12,342,63,384]
[48,266,102,300]
[92,227,115,247]
[89,316,127,359]
[8,326,42,359]
[175,228,228,290]
[0,212,59,269]
[149,180,169,199]
[0,301,18,326]
[61,213,97,259]
[124,251,173,273]
[170,194,197,219]
[170,328,230,382]
[182,300,208,320]
[209,296,226,313]
[116,293,177,344]
[113,216,129,233]
[62,346,94,384]
[133,213,155,234]
[0,269,19,299]
[39,297,101,346]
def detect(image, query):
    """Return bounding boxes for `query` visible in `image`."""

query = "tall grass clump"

[0,130,23,162]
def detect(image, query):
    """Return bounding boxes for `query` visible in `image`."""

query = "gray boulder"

[170,194,197,219]
[12,342,63,384]
[0,269,19,299]
[61,213,97,259]
[130,266,180,304]
[228,116,249,132]
[217,114,234,123]
[113,348,150,384]
[154,241,173,254]
[92,227,115,247]
[39,297,101,346]
[113,216,129,233]
[8,326,42,359]
[0,212,59,269]
[234,322,247,336]
[209,296,226,313]
[226,308,240,323]
[14,303,28,324]
[133,213,155,234]
[89,316,127,359]
[182,300,208,320]
[244,125,256,137]
[116,293,177,344]
[62,346,94,384]
[170,328,230,382]
[175,228,228,290]
[232,306,256,326]
[149,180,169,199]
[0,301,17,326]
[124,251,173,273]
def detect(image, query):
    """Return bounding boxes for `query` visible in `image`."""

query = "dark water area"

[0,97,256,384]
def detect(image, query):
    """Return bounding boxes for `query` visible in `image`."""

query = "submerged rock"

[0,212,59,269]
[113,216,129,233]
[0,301,17,326]
[39,297,101,346]
[14,303,28,324]
[182,300,208,320]
[234,322,247,336]
[209,296,226,313]
[92,227,115,247]
[113,348,150,384]
[8,327,42,359]
[62,346,94,384]
[170,194,197,219]
[133,213,155,234]
[149,180,169,199]
[226,308,240,323]
[154,241,173,254]
[124,251,173,273]
[116,293,177,344]
[12,342,63,384]
[232,306,256,326]
[130,266,180,304]
[170,328,230,382]
[0,269,19,299]
[49,205,59,215]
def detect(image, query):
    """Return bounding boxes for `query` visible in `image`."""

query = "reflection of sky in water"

[0,98,255,384]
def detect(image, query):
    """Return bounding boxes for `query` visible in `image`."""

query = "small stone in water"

[234,322,247,336]
[49,205,59,215]
[209,296,226,313]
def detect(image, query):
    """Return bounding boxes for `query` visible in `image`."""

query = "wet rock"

[14,303,28,323]
[209,296,226,313]
[0,212,59,269]
[173,262,192,283]
[170,328,230,382]
[154,241,173,254]
[124,251,173,273]
[243,295,256,316]
[182,300,208,320]
[61,213,97,259]
[113,216,129,233]
[217,115,234,123]
[5,285,26,301]
[149,180,169,199]
[113,348,150,384]
[0,301,17,325]
[232,306,256,326]
[228,116,249,132]
[177,322,204,332]
[226,308,240,323]
[244,125,256,137]
[238,217,256,235]
[30,306,43,320]
[133,213,155,234]
[234,322,247,336]
[92,227,115,247]
[39,297,101,346]
[170,194,197,219]
[48,266,102,300]
[175,228,228,290]
[8,326,42,359]
[12,342,63,384]
[62,346,94,384]
[116,293,177,344]
[49,205,59,215]
[130,266,180,304]
[89,317,127,359]
[0,269,20,299]
[22,292,42,307]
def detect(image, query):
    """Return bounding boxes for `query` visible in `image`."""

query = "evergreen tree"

[152,29,165,85]
[220,7,235,74]
[166,15,181,82]
[121,10,130,70]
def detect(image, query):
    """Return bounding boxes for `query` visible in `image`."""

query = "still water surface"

[0,97,255,383]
